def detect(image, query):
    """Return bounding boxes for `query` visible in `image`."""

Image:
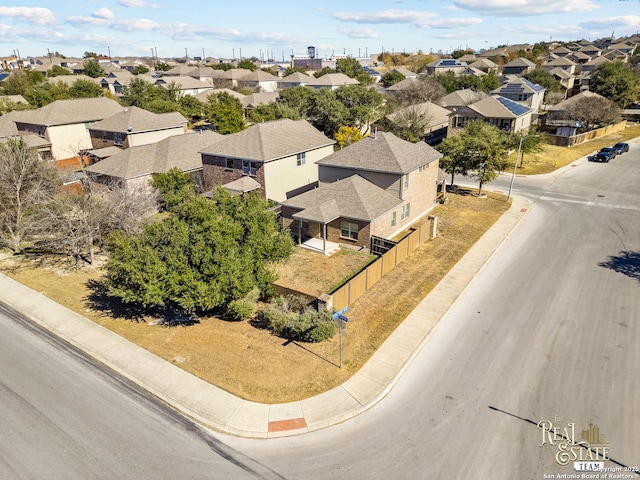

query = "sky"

[1,0,639,62]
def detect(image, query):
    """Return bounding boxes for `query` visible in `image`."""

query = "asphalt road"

[0,307,284,480]
[2,147,639,479]
[222,147,640,478]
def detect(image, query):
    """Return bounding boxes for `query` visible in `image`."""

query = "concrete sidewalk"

[0,195,530,439]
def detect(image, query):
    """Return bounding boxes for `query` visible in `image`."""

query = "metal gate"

[370,235,397,256]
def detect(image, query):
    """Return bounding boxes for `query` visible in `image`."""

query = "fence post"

[428,215,438,238]
[317,293,333,312]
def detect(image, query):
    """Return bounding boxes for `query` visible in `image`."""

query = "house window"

[401,204,410,220]
[296,152,306,166]
[402,173,409,190]
[84,122,92,131]
[225,158,234,170]
[294,219,309,230]
[113,132,124,146]
[101,131,107,142]
[242,159,257,176]
[390,211,396,227]
[340,221,358,240]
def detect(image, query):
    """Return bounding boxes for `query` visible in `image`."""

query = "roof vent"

[127,126,133,132]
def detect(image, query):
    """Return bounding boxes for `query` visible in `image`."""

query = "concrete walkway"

[0,195,530,439]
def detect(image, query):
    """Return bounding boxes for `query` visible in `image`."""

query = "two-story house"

[88,106,188,152]
[492,78,545,113]
[200,118,336,202]
[85,130,224,193]
[10,97,125,161]
[280,131,442,251]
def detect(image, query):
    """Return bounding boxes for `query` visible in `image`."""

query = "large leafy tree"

[205,91,245,134]
[0,138,60,253]
[68,79,104,98]
[304,88,349,137]
[381,70,405,88]
[392,75,446,107]
[385,107,432,143]
[462,121,510,195]
[121,77,158,108]
[237,59,257,71]
[103,171,293,313]
[83,59,106,78]
[334,84,385,134]
[590,61,640,108]
[565,95,621,130]
[523,69,562,95]
[437,121,509,194]
[336,57,364,78]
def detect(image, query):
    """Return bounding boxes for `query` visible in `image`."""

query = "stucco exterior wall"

[263,144,333,202]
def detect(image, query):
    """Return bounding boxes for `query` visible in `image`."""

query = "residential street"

[222,147,640,478]
[1,145,639,479]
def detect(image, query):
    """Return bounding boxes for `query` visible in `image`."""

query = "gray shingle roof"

[316,131,441,174]
[307,73,359,87]
[89,106,187,134]
[503,57,536,67]
[278,72,315,84]
[547,91,606,112]
[282,175,403,223]
[386,102,451,128]
[385,77,421,92]
[440,88,489,108]
[85,130,223,179]
[155,75,211,90]
[11,98,125,126]
[241,92,279,108]
[199,119,335,161]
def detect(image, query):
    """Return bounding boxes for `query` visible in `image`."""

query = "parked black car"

[612,142,629,154]
[594,147,617,162]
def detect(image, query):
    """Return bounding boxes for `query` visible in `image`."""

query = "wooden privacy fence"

[330,216,436,312]
[545,121,627,147]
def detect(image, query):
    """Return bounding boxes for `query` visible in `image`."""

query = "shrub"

[226,288,260,321]
[262,296,336,342]
[295,308,335,342]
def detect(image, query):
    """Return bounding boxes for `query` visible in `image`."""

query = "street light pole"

[507,135,523,202]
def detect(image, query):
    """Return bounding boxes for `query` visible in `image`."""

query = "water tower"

[307,46,316,59]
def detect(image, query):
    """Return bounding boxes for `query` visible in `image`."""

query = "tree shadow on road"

[598,251,640,283]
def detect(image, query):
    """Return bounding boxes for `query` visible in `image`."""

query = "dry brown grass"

[511,123,640,175]
[1,189,509,404]
[273,248,375,297]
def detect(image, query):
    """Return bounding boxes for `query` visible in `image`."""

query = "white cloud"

[92,8,114,20]
[452,0,599,16]
[429,17,483,29]
[0,6,57,26]
[332,10,438,27]
[338,27,379,39]
[117,0,159,8]
[332,9,481,29]
[579,15,640,30]
[66,15,160,32]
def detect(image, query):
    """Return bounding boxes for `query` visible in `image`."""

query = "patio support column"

[322,222,327,252]
[297,221,301,245]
